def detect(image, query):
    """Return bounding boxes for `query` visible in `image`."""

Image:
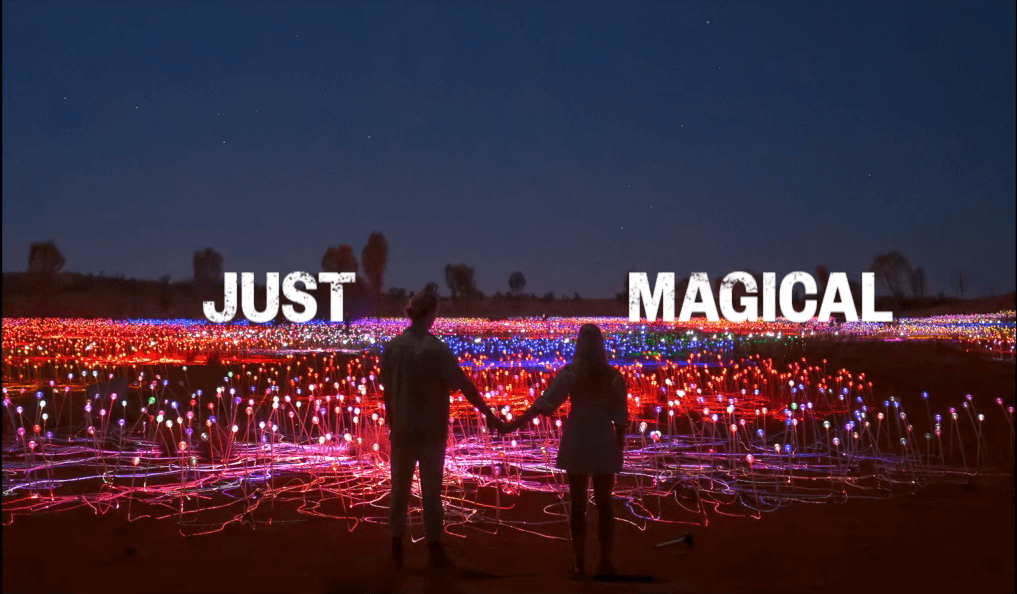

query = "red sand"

[3,341,1014,593]
[2,477,1013,594]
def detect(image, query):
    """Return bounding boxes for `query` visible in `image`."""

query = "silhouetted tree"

[725,269,763,314]
[445,265,457,300]
[676,276,690,302]
[360,232,388,310]
[159,275,172,314]
[191,247,224,311]
[322,244,376,324]
[508,271,526,297]
[321,245,358,275]
[815,264,829,296]
[870,251,913,298]
[192,248,223,284]
[910,267,925,299]
[28,241,65,274]
[387,287,407,299]
[445,263,477,301]
[26,241,66,313]
[424,281,440,296]
[616,270,635,304]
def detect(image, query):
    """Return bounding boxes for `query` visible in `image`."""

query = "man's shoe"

[594,560,616,578]
[427,542,453,569]
[568,561,586,579]
[391,537,404,571]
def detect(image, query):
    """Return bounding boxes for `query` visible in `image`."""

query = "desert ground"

[3,325,1014,594]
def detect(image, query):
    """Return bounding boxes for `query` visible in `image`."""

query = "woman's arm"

[505,366,574,432]
[609,373,627,448]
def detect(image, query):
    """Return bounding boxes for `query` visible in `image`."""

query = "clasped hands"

[485,413,625,450]
[484,412,528,436]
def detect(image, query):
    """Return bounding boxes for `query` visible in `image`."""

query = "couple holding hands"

[379,288,627,577]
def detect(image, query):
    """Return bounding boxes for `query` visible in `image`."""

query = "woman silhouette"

[503,323,627,577]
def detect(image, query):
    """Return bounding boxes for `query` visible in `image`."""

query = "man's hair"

[405,287,439,322]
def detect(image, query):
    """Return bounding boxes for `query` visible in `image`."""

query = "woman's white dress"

[529,363,627,476]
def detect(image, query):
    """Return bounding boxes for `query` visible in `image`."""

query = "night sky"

[3,2,1014,299]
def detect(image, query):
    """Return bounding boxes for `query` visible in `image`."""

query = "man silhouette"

[379,287,504,569]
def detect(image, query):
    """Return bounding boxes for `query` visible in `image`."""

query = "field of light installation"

[2,314,1013,548]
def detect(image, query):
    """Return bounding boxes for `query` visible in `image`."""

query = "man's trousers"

[388,438,446,543]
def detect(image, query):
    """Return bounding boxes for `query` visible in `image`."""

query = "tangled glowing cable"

[2,317,1013,539]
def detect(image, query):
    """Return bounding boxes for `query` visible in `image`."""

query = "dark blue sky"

[3,1,1014,298]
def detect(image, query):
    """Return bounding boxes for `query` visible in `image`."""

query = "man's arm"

[505,366,573,432]
[456,372,496,421]
[379,345,393,420]
[439,345,501,427]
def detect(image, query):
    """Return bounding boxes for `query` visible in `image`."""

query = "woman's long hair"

[570,323,611,384]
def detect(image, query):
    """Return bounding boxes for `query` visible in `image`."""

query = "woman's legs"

[566,472,589,574]
[592,473,615,573]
